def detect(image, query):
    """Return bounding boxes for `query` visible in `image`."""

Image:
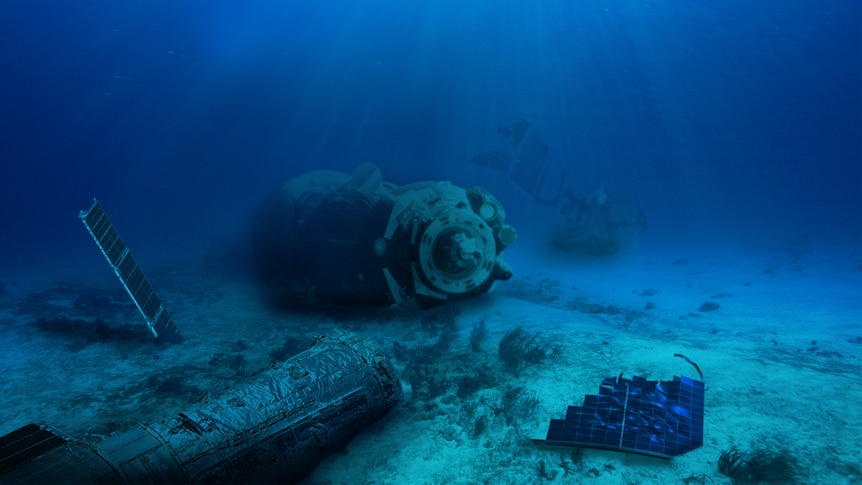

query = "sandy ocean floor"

[0,240,860,484]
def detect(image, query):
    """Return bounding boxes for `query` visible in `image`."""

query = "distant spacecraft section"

[537,374,704,459]
[472,119,560,205]
[79,199,181,343]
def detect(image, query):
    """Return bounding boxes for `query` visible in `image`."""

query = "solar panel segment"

[0,424,66,476]
[539,375,704,459]
[79,199,182,343]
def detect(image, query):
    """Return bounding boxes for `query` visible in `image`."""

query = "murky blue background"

[1,0,859,277]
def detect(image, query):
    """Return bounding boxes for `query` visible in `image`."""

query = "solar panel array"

[80,199,182,343]
[0,424,66,476]
[542,375,704,459]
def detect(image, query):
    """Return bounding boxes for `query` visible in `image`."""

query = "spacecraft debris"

[473,119,646,255]
[254,163,516,306]
[79,199,182,343]
[0,332,402,484]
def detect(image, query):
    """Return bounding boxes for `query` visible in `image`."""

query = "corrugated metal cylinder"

[0,333,402,484]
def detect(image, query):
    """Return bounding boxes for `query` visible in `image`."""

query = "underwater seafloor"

[0,240,860,485]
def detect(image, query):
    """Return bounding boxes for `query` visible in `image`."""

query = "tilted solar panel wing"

[471,119,563,205]
[79,199,182,343]
[536,374,704,459]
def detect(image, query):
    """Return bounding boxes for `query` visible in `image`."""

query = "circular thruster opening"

[433,229,480,277]
[417,211,496,296]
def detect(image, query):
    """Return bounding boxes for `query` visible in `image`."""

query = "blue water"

[0,1,859,483]
[1,1,858,270]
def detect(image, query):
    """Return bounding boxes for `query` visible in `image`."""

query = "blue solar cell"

[538,374,704,459]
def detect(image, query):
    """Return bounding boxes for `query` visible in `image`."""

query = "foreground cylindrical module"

[254,163,517,307]
[0,333,402,484]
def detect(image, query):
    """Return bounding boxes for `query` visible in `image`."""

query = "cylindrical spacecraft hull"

[253,164,516,307]
[0,333,402,484]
